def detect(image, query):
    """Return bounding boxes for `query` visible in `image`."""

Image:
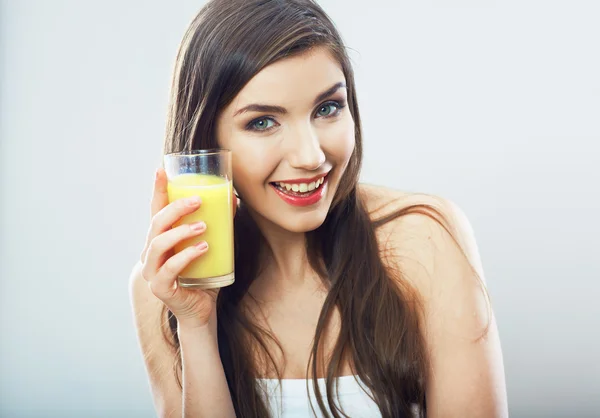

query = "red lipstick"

[270,175,328,207]
[272,173,327,184]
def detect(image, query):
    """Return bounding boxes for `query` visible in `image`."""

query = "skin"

[130,47,508,417]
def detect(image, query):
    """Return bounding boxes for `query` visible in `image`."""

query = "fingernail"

[186,196,201,206]
[195,241,208,251]
[190,221,206,232]
[155,168,160,180]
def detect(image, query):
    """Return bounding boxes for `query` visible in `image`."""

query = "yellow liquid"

[167,173,234,282]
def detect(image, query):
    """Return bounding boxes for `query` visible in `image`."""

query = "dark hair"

[161,1,486,416]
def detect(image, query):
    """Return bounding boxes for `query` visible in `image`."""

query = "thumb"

[151,167,169,217]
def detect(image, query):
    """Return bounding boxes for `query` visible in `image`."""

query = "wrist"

[177,313,218,340]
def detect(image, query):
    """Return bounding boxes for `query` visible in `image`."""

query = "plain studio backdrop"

[0,0,598,417]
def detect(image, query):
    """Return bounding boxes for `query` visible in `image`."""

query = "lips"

[271,172,328,192]
[270,173,329,207]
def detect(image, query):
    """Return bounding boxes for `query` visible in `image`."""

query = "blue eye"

[316,101,344,118]
[317,104,337,117]
[250,118,275,131]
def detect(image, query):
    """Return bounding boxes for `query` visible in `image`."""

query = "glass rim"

[164,148,231,158]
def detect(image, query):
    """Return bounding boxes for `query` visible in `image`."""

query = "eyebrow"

[233,82,347,117]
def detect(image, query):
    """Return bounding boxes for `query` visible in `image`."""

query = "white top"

[256,375,382,418]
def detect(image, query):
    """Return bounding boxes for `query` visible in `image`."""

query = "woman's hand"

[139,168,234,329]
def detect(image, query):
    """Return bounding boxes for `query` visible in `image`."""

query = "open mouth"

[269,174,327,196]
[269,173,329,207]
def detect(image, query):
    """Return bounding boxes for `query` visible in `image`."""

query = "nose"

[285,123,326,171]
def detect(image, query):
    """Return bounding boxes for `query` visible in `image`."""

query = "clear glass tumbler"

[163,149,234,289]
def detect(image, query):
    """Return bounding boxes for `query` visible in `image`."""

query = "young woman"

[130,0,508,416]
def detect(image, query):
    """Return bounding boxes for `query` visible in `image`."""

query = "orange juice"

[167,173,234,286]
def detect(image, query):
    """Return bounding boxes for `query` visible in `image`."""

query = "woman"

[130,0,508,416]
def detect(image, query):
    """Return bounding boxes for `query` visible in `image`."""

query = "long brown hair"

[161,1,483,416]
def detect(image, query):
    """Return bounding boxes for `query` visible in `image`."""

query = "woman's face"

[216,47,355,233]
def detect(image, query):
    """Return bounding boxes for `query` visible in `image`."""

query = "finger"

[144,221,207,277]
[141,195,202,263]
[151,167,169,218]
[150,242,209,300]
[142,167,170,263]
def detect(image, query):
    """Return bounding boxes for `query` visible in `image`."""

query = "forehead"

[231,47,346,109]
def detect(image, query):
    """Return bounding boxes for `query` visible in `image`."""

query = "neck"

[248,209,316,291]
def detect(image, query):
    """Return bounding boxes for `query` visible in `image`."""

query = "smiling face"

[216,47,356,234]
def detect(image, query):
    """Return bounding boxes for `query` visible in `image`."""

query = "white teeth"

[275,176,326,193]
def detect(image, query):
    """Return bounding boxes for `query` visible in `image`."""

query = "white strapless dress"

[256,375,382,417]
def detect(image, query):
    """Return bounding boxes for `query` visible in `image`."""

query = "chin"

[276,210,328,233]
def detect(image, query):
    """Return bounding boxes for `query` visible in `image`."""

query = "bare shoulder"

[358,182,469,235]
[357,183,414,217]
[358,182,485,291]
[358,183,508,417]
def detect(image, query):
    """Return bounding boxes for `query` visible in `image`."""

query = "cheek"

[230,139,281,192]
[321,117,355,163]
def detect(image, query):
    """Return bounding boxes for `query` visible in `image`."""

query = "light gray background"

[1,0,598,417]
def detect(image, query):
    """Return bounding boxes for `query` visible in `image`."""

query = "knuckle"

[162,259,178,277]
[173,223,187,234]
[178,198,191,211]
[150,213,161,231]
[140,263,151,281]
[163,247,198,277]
[182,246,197,259]
[153,204,171,225]
[175,223,195,240]
[147,237,163,256]
[148,279,165,298]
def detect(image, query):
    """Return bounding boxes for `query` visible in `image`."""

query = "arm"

[178,316,235,417]
[388,197,508,417]
[129,261,236,418]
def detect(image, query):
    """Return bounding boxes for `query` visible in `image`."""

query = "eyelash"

[245,100,347,133]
